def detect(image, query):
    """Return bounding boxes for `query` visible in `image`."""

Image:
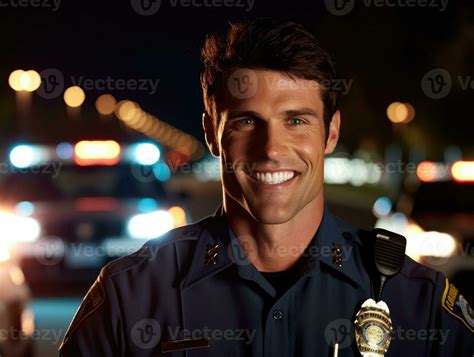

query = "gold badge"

[354,298,393,357]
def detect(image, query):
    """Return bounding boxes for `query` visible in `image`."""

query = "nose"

[260,121,288,160]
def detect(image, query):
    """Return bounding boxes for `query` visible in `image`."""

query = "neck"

[224,193,325,272]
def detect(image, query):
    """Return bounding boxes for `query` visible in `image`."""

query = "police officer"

[60,19,474,356]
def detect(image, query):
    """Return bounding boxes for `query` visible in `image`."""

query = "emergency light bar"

[451,161,474,182]
[74,140,121,166]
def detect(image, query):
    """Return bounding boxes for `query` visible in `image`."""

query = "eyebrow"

[227,108,320,120]
[283,108,319,119]
[227,110,262,120]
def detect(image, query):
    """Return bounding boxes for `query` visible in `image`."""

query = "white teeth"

[253,171,295,185]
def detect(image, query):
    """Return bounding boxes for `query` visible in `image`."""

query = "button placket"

[263,291,293,357]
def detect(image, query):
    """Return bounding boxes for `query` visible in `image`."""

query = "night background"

[0,0,473,356]
[2,0,473,152]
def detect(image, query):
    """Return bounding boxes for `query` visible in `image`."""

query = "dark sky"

[1,0,473,159]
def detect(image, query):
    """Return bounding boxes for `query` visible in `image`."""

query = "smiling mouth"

[246,170,298,185]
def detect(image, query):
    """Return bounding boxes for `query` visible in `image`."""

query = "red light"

[452,161,474,182]
[75,197,119,212]
[74,140,121,166]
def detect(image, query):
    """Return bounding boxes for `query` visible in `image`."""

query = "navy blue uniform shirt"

[59,205,474,356]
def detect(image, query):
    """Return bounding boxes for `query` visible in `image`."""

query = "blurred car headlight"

[375,215,458,262]
[132,143,161,165]
[0,212,41,243]
[127,210,175,239]
[409,231,457,259]
[0,240,11,262]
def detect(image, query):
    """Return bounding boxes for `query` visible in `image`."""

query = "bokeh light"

[116,100,140,121]
[417,161,439,182]
[95,94,117,115]
[387,102,415,124]
[451,161,474,182]
[8,69,24,91]
[8,69,41,92]
[64,86,86,107]
[9,145,36,168]
[372,196,392,218]
[56,142,75,160]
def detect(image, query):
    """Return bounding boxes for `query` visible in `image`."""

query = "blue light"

[137,198,158,213]
[133,143,160,165]
[153,162,171,182]
[56,142,74,160]
[9,145,35,168]
[373,197,392,218]
[15,201,35,217]
[390,212,408,227]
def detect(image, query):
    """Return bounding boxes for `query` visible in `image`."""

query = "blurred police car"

[375,160,474,300]
[0,140,189,290]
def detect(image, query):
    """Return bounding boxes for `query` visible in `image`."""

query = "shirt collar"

[182,205,234,291]
[183,204,365,291]
[315,205,365,287]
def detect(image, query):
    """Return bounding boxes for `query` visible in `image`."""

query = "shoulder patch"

[62,277,106,346]
[441,278,474,332]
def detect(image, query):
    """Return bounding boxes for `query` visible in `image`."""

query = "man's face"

[204,69,340,224]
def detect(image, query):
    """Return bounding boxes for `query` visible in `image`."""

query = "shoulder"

[399,254,440,285]
[347,220,441,285]
[100,215,215,279]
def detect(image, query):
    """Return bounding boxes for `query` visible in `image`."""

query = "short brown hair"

[200,18,339,136]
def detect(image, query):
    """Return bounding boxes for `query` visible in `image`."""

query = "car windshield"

[0,164,166,203]
[411,181,474,214]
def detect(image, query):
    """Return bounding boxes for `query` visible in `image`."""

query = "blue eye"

[289,118,304,125]
[240,118,254,125]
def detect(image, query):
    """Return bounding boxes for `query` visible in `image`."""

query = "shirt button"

[273,310,283,320]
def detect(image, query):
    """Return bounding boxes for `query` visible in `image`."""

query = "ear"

[324,110,340,155]
[202,112,220,157]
